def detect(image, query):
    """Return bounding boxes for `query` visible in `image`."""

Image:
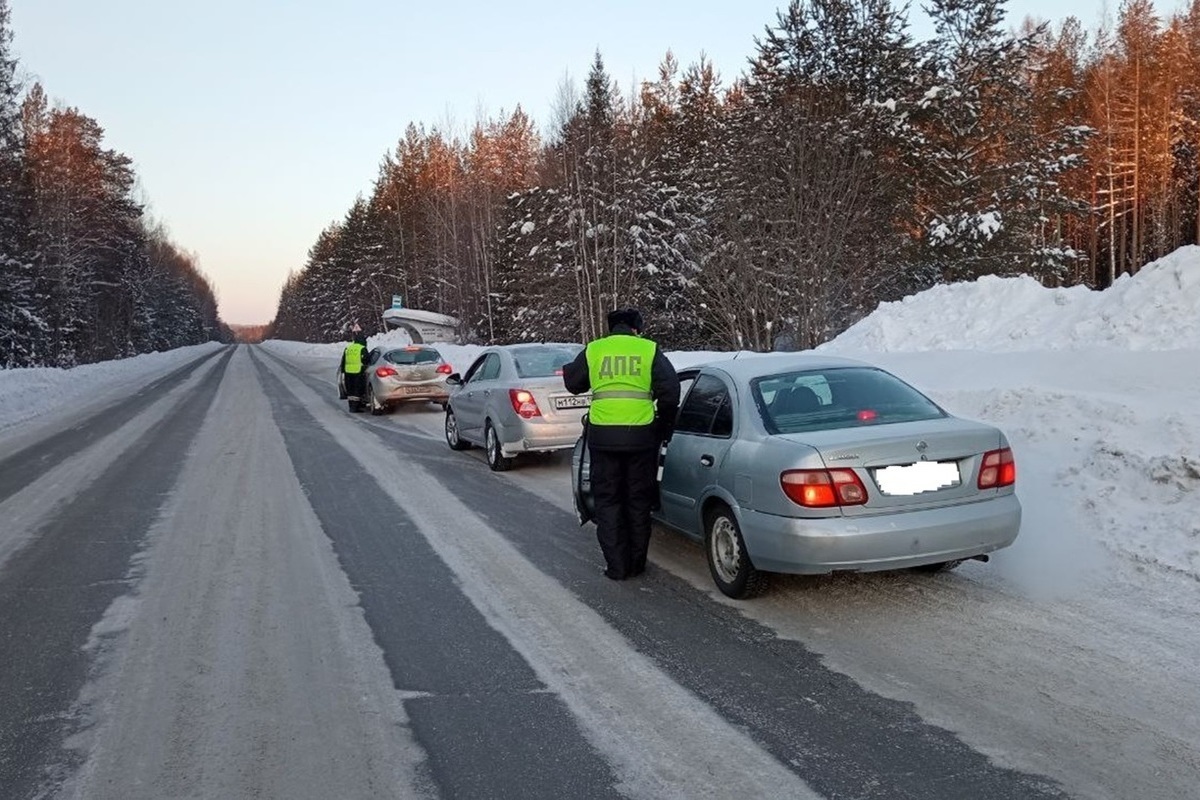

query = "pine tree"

[705,0,919,350]
[917,0,1084,282]
[0,0,39,366]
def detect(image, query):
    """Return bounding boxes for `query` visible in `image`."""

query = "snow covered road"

[0,341,1196,800]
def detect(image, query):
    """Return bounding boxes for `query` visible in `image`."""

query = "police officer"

[339,328,369,412]
[563,308,680,580]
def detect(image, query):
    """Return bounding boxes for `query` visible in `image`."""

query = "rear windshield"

[752,367,945,434]
[512,345,582,378]
[385,348,441,366]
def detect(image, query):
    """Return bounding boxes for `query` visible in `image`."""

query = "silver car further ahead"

[573,353,1021,599]
[444,343,591,471]
[362,345,453,414]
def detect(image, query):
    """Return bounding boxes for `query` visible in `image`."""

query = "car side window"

[366,348,381,366]
[711,394,733,438]
[675,374,731,436]
[463,355,488,383]
[479,353,502,381]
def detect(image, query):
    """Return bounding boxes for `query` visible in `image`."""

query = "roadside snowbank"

[0,342,224,437]
[822,245,1200,352]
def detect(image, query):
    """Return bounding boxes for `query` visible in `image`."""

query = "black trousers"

[589,446,659,577]
[345,371,367,397]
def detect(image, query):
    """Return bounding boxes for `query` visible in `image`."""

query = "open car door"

[571,419,594,526]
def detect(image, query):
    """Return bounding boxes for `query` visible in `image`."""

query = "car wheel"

[705,505,767,599]
[367,385,384,416]
[912,559,964,573]
[445,408,471,451]
[485,422,513,472]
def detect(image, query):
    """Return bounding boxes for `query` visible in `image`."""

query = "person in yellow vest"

[339,329,370,412]
[563,308,680,580]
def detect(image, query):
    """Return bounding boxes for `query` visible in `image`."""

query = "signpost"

[391,294,404,309]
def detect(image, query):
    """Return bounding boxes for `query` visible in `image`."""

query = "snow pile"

[0,342,224,437]
[823,245,1200,352]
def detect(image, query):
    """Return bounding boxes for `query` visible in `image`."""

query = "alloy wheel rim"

[486,428,497,461]
[446,414,458,444]
[711,517,740,582]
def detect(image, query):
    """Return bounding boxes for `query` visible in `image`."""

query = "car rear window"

[511,345,581,378]
[752,367,945,434]
[385,348,441,366]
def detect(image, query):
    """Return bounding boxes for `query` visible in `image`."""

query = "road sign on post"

[391,294,404,309]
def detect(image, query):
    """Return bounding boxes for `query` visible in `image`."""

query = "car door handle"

[699,454,714,467]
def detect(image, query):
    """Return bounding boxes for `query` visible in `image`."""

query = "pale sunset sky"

[11,0,1120,325]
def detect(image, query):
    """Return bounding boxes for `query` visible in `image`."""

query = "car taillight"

[978,447,1016,488]
[780,469,868,507]
[375,366,398,378]
[509,389,542,419]
[436,363,453,374]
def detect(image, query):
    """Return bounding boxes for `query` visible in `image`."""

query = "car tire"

[705,505,767,599]
[485,422,513,472]
[367,385,384,416]
[445,408,471,451]
[912,559,964,573]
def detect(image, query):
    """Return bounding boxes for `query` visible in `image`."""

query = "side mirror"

[445,373,462,386]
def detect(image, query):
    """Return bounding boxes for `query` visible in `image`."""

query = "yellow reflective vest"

[586,335,656,427]
[344,342,366,374]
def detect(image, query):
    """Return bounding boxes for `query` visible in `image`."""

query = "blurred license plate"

[399,385,433,394]
[553,395,590,410]
[874,461,960,496]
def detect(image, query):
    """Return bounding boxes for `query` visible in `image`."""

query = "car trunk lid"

[522,378,591,422]
[778,417,1003,514]
[391,362,441,382]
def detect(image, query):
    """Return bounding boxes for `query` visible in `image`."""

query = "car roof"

[691,352,873,381]
[501,342,581,350]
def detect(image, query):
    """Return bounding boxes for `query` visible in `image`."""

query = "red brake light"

[857,409,877,422]
[509,388,542,419]
[375,366,398,378]
[781,469,867,507]
[978,447,1016,488]
[436,363,453,374]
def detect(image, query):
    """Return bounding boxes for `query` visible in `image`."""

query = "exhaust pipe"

[970,554,990,563]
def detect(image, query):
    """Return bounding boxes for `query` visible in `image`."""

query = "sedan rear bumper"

[504,419,584,455]
[741,493,1021,574]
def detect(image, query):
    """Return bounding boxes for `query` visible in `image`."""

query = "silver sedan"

[444,343,590,471]
[573,353,1021,598]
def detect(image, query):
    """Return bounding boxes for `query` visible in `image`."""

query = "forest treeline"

[272,0,1200,350]
[0,1,229,369]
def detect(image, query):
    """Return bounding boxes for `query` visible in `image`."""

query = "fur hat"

[606,308,644,332]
